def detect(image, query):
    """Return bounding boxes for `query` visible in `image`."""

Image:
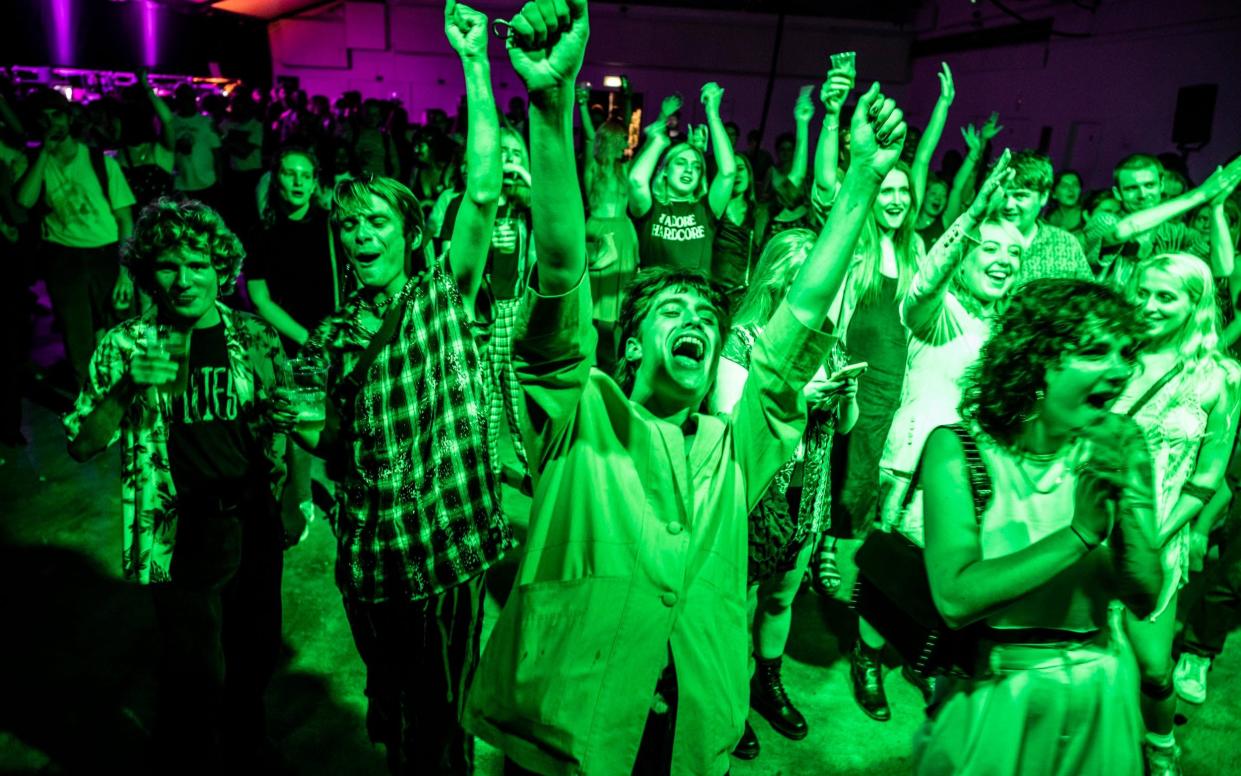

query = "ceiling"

[179,0,925,23]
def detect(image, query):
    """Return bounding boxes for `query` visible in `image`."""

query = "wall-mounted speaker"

[1172,84,1217,147]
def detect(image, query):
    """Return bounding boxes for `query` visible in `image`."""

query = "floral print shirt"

[64,305,288,584]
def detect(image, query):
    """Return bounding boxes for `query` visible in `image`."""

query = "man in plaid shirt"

[293,3,511,771]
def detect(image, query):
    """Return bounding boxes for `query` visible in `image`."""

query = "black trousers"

[343,574,486,776]
[1183,526,1241,660]
[41,241,121,387]
[150,491,284,773]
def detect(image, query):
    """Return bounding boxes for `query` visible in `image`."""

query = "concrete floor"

[3,300,1241,774]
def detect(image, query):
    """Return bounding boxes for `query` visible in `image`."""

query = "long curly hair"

[960,279,1143,446]
[1130,253,1232,378]
[122,197,246,297]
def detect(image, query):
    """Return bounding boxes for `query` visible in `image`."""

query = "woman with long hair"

[583,117,639,373]
[814,159,925,721]
[1045,169,1085,233]
[1115,252,1241,775]
[711,228,858,758]
[628,84,736,273]
[711,154,767,308]
[914,278,1163,774]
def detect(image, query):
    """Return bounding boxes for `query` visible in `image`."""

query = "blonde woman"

[1116,252,1241,775]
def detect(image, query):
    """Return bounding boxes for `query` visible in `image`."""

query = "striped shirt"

[306,261,511,603]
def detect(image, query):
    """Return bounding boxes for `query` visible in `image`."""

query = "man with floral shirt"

[64,198,289,773]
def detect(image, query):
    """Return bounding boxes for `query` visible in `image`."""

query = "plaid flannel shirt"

[306,260,511,603]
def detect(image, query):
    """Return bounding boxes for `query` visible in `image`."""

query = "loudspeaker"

[1172,84,1217,147]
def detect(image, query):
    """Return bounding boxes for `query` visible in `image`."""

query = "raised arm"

[813,65,853,205]
[507,0,589,294]
[702,82,736,218]
[627,94,678,218]
[139,70,175,151]
[575,83,596,156]
[1210,194,1237,278]
[1106,158,1241,246]
[903,149,1011,333]
[911,62,953,207]
[444,0,502,315]
[786,83,905,332]
[942,113,1001,226]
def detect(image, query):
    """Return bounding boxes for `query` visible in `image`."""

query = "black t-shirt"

[245,209,337,331]
[167,323,262,499]
[635,198,717,273]
[441,194,531,300]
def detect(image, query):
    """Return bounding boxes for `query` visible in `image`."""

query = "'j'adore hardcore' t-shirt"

[635,198,717,273]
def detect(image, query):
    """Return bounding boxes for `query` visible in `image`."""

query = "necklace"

[1014,444,1079,495]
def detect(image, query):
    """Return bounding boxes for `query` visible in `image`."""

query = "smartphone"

[830,361,868,381]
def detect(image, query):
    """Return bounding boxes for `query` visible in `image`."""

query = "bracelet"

[1181,482,1216,504]
[1070,524,1100,552]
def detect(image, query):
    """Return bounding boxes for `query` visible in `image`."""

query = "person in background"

[1045,169,1084,233]
[914,173,949,246]
[1114,252,1240,776]
[118,71,175,215]
[711,153,764,309]
[15,88,137,388]
[914,279,1163,775]
[63,198,291,773]
[290,2,510,770]
[999,150,1092,283]
[170,84,223,209]
[221,92,265,235]
[628,84,736,273]
[712,228,858,759]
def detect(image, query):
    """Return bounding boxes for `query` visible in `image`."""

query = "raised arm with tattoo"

[444,0,502,314]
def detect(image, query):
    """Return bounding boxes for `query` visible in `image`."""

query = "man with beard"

[463,0,909,771]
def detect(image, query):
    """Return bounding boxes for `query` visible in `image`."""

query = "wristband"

[1070,524,1100,552]
[1180,482,1216,504]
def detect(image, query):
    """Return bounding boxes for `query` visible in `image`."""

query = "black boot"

[850,641,891,721]
[751,655,809,740]
[901,663,936,706]
[732,719,760,760]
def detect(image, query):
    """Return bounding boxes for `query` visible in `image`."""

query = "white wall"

[269,0,914,141]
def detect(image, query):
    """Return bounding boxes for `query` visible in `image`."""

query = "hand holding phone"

[829,361,868,382]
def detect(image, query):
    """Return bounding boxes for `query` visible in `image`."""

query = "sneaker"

[1143,741,1182,776]
[1174,653,1210,705]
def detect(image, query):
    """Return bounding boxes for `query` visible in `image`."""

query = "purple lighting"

[142,1,159,68]
[49,0,74,66]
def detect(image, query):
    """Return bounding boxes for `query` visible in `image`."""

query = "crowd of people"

[4,0,1241,774]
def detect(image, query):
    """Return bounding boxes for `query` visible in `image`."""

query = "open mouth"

[985,267,1011,283]
[1084,388,1120,410]
[669,333,707,369]
[353,251,382,268]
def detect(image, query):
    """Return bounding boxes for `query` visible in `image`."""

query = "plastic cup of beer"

[830,51,857,76]
[284,355,328,434]
[146,325,190,395]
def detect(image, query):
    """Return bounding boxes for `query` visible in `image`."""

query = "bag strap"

[899,422,992,524]
[1125,362,1183,418]
[89,146,112,208]
[332,290,409,411]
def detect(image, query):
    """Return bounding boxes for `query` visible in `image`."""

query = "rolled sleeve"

[513,272,597,465]
[731,301,837,511]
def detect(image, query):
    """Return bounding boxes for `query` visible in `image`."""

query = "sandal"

[809,540,842,597]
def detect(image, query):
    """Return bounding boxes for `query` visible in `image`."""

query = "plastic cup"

[283,355,328,434]
[831,51,857,76]
[146,325,190,395]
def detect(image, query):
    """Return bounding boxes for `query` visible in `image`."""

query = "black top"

[245,209,337,332]
[711,207,757,290]
[167,323,263,500]
[635,198,717,273]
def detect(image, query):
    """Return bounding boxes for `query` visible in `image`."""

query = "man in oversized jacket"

[465,2,910,772]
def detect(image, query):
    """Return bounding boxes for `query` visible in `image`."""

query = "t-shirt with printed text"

[635,198,717,273]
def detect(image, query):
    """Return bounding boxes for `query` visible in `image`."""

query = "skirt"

[914,632,1143,776]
